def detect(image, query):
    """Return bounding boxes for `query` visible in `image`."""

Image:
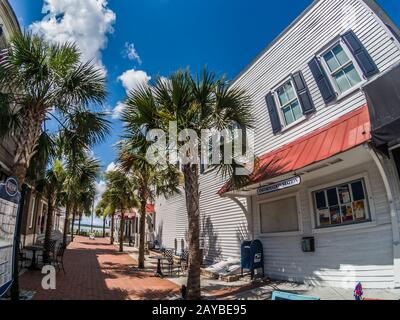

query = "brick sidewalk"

[20,236,179,300]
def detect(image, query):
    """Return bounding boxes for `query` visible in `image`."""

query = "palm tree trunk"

[183,164,202,300]
[110,212,115,245]
[11,110,45,187]
[78,214,82,235]
[63,203,71,248]
[119,212,125,252]
[138,200,147,269]
[103,216,106,238]
[43,190,56,263]
[70,203,77,242]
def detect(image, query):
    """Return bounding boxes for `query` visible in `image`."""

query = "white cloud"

[118,69,151,94]
[123,42,142,64]
[94,180,106,208]
[106,162,117,172]
[111,101,127,119]
[30,0,116,75]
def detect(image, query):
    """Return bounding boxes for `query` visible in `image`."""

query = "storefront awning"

[363,63,400,149]
[219,104,371,195]
[116,204,155,219]
[116,208,138,219]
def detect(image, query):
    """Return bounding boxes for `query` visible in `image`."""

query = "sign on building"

[0,177,21,297]
[257,176,301,195]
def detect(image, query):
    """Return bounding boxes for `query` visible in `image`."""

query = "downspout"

[366,144,400,287]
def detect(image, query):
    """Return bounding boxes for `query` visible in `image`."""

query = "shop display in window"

[313,179,369,228]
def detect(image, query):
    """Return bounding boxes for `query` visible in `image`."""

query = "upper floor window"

[276,80,303,126]
[322,43,362,94]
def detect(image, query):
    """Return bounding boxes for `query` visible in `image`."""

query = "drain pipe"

[366,144,400,287]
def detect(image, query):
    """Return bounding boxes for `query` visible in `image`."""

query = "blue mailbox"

[240,240,252,274]
[241,240,265,279]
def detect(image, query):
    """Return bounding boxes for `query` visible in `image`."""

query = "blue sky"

[9,0,400,173]
[8,0,400,212]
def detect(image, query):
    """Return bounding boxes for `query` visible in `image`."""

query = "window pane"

[315,191,327,209]
[353,200,366,221]
[330,206,341,224]
[285,82,296,101]
[343,64,362,86]
[277,87,288,106]
[338,185,351,204]
[341,205,354,222]
[324,51,340,72]
[283,106,295,125]
[334,70,351,93]
[291,101,303,121]
[319,209,331,226]
[327,188,339,206]
[351,181,365,201]
[332,45,350,66]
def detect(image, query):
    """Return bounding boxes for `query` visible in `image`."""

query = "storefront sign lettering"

[257,176,301,195]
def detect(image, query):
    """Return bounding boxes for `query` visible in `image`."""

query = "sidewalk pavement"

[19,236,179,300]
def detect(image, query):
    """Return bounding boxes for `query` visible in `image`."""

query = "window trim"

[273,77,306,129]
[28,195,36,229]
[257,192,303,237]
[308,172,376,234]
[317,38,366,100]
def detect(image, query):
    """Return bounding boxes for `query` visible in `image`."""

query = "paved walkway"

[20,236,179,300]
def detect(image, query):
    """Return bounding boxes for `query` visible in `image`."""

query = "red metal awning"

[219,104,371,195]
[116,208,138,219]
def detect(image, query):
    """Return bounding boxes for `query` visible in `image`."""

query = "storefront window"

[313,179,369,228]
[260,196,299,233]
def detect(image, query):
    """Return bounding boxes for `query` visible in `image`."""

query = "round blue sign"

[5,177,18,197]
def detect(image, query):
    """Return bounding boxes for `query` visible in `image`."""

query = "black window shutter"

[386,23,400,43]
[200,164,205,174]
[308,57,336,104]
[342,30,379,78]
[265,92,281,134]
[291,71,315,115]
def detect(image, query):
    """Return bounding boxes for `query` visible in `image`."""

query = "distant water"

[73,223,110,232]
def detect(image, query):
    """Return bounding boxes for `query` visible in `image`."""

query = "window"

[275,80,303,126]
[322,43,362,94]
[313,179,369,228]
[260,196,299,234]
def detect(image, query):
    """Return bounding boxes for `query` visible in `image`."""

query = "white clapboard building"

[154,0,400,289]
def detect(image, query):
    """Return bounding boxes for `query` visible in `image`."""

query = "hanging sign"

[0,177,21,297]
[257,176,301,195]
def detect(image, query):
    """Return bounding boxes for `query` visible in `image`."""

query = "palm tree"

[104,170,139,252]
[97,189,116,244]
[0,32,107,188]
[42,159,67,262]
[63,155,101,243]
[118,139,180,269]
[121,68,253,299]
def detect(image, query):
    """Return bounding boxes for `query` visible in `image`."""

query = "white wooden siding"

[153,0,400,284]
[252,160,394,288]
[231,0,400,156]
